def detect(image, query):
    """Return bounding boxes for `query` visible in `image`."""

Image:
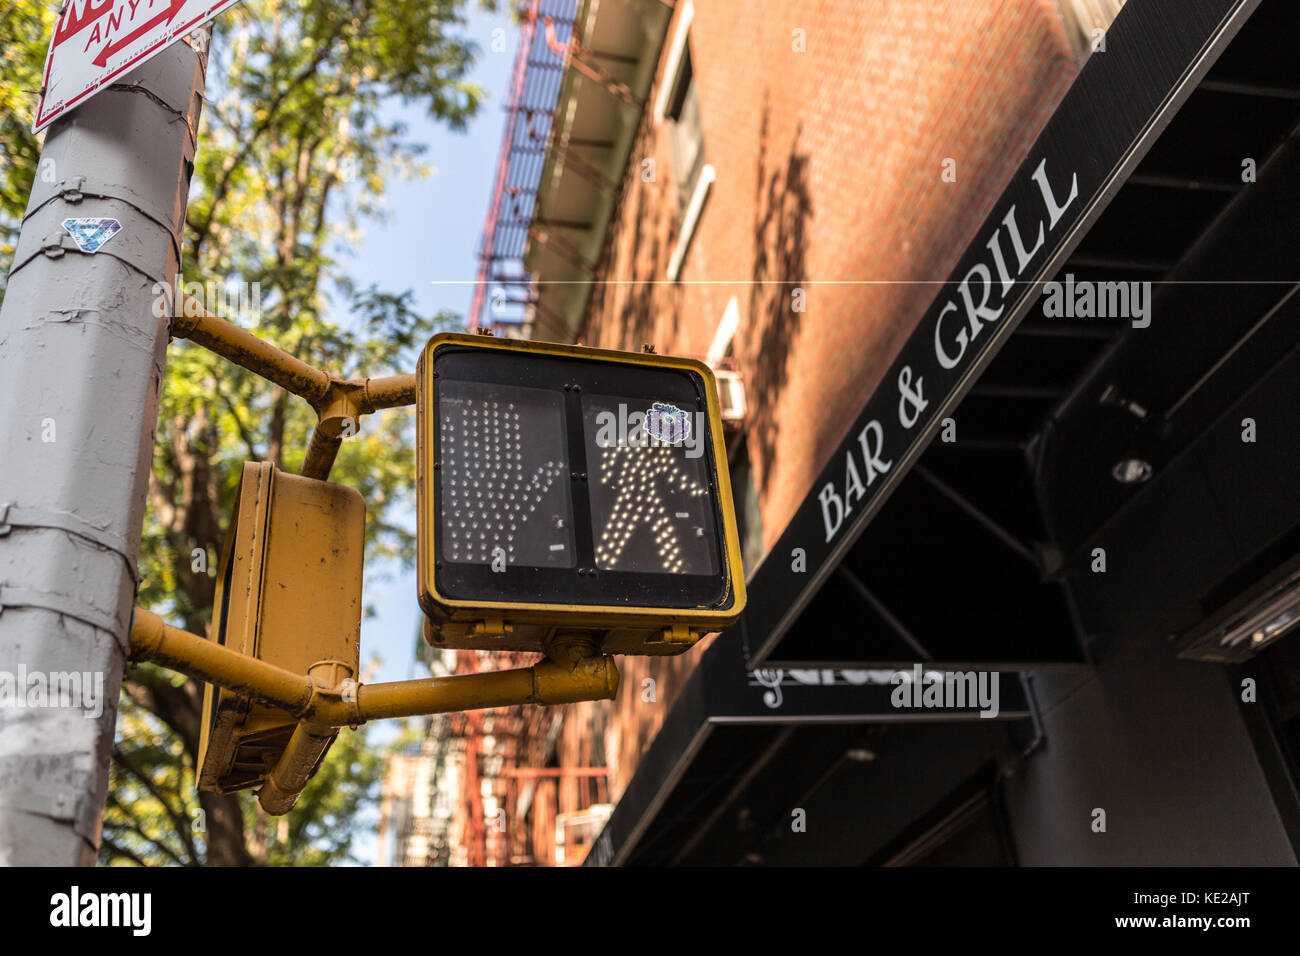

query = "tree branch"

[190,24,347,263]
[105,789,190,868]
[99,832,150,867]
[113,746,200,863]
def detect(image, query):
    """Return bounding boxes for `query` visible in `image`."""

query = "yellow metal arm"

[257,722,340,816]
[170,299,416,480]
[130,607,316,715]
[298,373,417,478]
[129,608,620,814]
[171,304,332,403]
[129,609,619,727]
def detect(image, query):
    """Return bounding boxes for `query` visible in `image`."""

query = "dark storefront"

[590,0,1300,866]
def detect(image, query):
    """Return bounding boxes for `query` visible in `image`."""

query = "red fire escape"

[468,0,578,333]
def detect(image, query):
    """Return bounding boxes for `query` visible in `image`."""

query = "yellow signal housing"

[198,462,365,795]
[416,332,746,656]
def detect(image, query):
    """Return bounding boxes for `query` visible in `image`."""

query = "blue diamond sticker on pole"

[61,218,122,254]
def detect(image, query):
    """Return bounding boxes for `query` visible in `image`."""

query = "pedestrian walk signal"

[416,333,745,655]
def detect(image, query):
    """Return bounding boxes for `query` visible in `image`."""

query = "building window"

[657,2,714,282]
[665,49,706,215]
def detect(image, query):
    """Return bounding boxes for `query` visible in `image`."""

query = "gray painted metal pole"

[0,37,207,865]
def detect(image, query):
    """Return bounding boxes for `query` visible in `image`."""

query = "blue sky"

[344,4,515,864]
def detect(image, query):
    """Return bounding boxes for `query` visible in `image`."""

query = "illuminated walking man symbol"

[594,443,709,573]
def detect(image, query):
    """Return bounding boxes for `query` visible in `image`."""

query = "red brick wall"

[584,0,1076,545]
[564,0,1081,822]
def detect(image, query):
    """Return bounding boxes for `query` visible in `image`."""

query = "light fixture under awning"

[1180,555,1300,663]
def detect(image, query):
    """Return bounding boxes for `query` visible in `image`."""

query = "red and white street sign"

[34,0,244,133]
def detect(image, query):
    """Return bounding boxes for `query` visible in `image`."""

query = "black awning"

[584,626,1028,866]
[741,0,1300,668]
[589,0,1300,865]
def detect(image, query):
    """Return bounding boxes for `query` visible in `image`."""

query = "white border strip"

[667,163,715,281]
